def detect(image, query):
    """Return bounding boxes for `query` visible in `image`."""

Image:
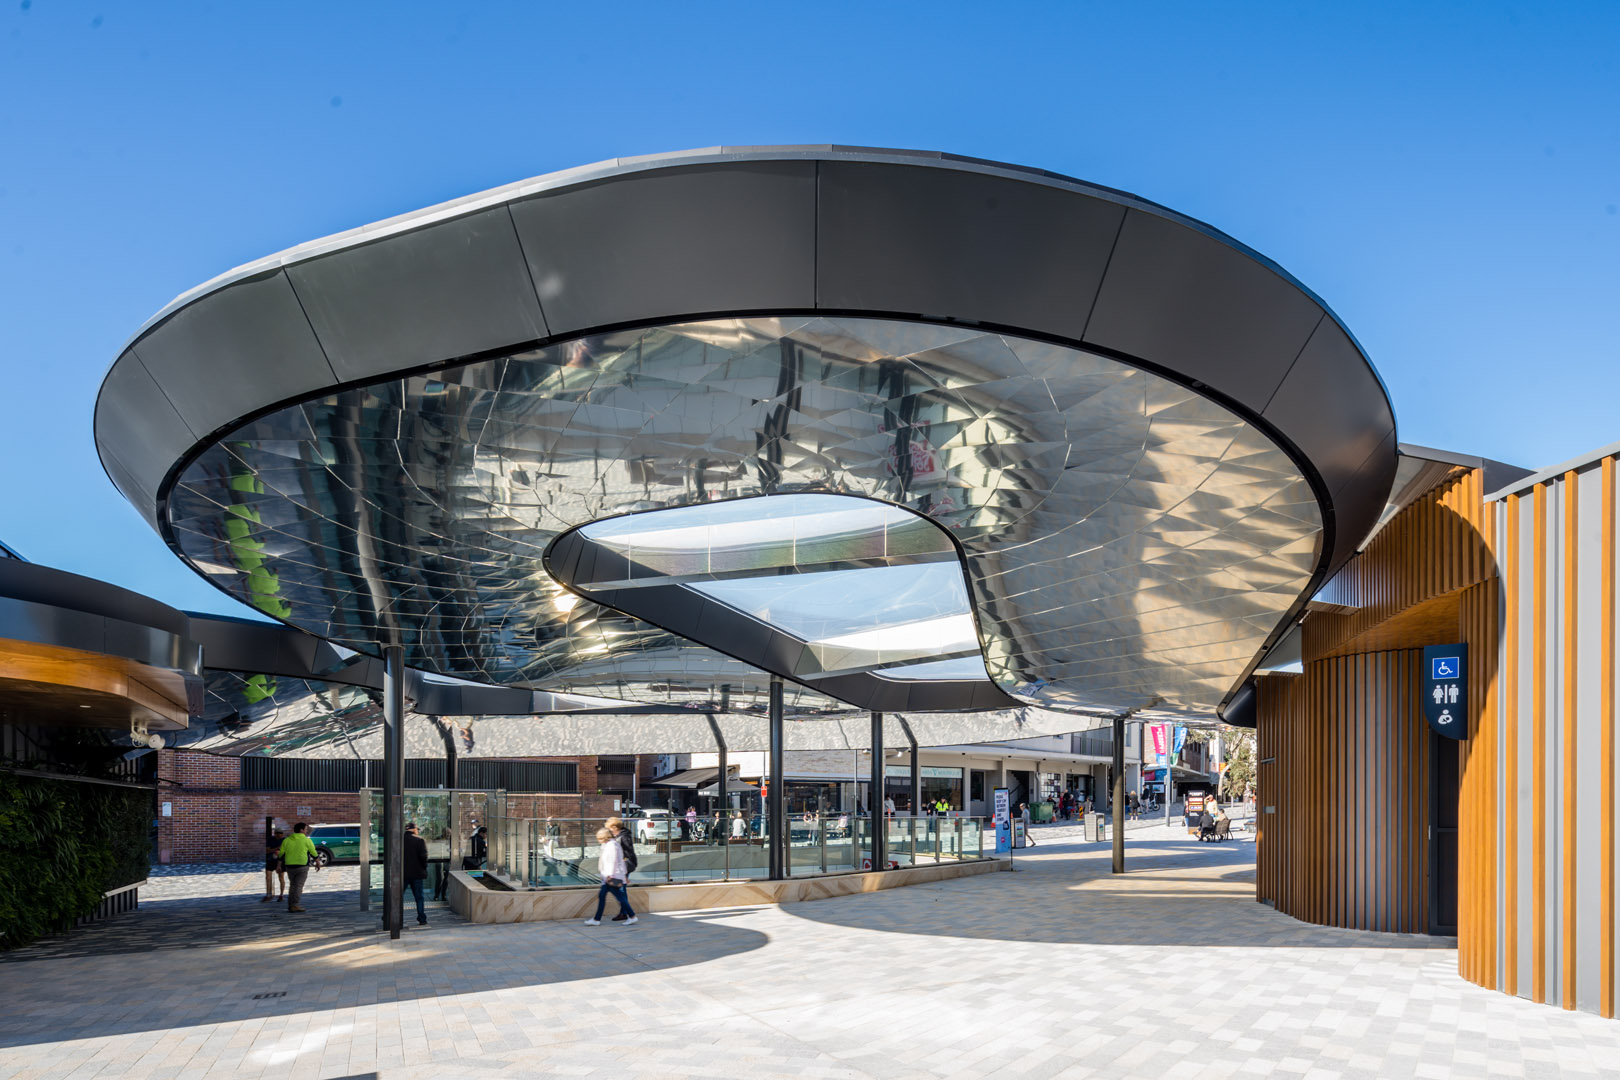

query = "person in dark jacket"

[464,825,488,870]
[604,816,638,879]
[403,823,430,925]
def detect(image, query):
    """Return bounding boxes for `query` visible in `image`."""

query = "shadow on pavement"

[785,833,1457,952]
[0,886,767,1048]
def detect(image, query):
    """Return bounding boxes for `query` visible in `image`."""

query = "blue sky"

[1,2,1616,616]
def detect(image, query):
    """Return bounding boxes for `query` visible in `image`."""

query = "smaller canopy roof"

[698,776,759,796]
[648,768,718,788]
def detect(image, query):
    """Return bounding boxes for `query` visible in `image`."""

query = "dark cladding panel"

[1262,317,1395,499]
[1324,429,1399,574]
[95,355,197,513]
[815,161,1124,339]
[1083,209,1326,414]
[130,271,335,438]
[509,161,818,336]
[287,207,548,382]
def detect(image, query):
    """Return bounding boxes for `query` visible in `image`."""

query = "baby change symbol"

[1422,644,1468,742]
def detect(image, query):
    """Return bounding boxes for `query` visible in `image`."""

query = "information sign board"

[992,787,1011,854]
[1421,643,1469,741]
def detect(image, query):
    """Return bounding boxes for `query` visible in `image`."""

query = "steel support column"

[1111,714,1126,874]
[870,711,886,871]
[897,715,920,819]
[767,676,785,881]
[383,644,406,938]
[706,713,729,877]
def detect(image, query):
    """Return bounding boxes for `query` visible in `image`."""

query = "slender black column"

[706,713,729,872]
[900,718,920,818]
[767,676,785,880]
[383,644,406,937]
[1111,714,1126,875]
[870,711,886,870]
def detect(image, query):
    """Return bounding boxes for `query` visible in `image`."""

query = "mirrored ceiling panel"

[168,316,1323,717]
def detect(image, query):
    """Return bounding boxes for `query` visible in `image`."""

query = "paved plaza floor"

[3,824,1619,1079]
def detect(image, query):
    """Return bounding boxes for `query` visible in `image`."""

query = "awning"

[647,768,718,788]
[698,776,758,796]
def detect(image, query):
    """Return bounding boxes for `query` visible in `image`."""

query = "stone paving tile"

[2,824,1619,1078]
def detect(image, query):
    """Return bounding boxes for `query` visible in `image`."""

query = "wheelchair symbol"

[1432,656,1459,680]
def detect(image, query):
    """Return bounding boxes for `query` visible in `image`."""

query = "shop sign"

[884,765,965,779]
[992,787,1011,854]
[1421,644,1469,741]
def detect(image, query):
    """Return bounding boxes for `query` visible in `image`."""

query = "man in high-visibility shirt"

[279,822,320,912]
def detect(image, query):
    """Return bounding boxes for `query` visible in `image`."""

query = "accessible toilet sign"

[1422,643,1469,741]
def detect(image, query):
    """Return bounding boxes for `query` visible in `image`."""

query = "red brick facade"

[154,750,620,863]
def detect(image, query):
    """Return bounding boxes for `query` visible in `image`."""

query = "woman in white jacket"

[584,826,637,926]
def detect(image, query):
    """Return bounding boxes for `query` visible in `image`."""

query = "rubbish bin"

[1089,813,1106,843]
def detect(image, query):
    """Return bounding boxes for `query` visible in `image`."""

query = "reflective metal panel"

[167,317,1322,718]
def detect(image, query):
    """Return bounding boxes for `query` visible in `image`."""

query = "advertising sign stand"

[992,786,1015,870]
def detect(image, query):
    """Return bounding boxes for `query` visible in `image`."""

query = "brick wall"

[155,750,603,864]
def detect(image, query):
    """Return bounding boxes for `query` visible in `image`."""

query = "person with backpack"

[583,826,637,926]
[605,816,638,880]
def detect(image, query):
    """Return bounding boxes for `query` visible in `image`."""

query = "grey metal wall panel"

[814,161,1124,343]
[1613,480,1620,1015]
[508,162,818,336]
[1262,318,1395,499]
[1516,498,1535,996]
[286,208,547,382]
[1575,465,1603,1011]
[1496,507,1508,989]
[1082,208,1325,416]
[130,271,335,437]
[1546,482,1563,1004]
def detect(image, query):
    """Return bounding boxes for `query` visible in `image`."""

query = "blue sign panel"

[1421,643,1469,741]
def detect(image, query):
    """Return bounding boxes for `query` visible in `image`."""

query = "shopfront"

[884,765,964,812]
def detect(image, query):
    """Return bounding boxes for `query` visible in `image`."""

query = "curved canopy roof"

[95,146,1396,740]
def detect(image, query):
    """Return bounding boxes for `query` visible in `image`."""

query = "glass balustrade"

[471,810,994,889]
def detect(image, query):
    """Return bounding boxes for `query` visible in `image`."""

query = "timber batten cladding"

[1259,468,1493,937]
[1257,452,1620,1020]
[1493,453,1620,1016]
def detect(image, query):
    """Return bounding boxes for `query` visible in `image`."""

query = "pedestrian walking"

[403,822,430,926]
[605,816,639,877]
[731,809,747,839]
[279,822,319,912]
[583,826,637,926]
[261,829,286,902]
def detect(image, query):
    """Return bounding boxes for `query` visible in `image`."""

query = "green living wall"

[0,772,151,950]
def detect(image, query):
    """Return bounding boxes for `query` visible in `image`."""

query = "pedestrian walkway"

[2,829,1617,1078]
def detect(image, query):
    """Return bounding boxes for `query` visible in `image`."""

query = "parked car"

[308,823,375,866]
[625,807,681,842]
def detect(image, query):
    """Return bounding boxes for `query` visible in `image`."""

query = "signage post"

[1421,644,1469,741]
[992,787,1011,857]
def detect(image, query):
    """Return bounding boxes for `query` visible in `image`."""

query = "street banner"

[993,787,1011,854]
[1150,725,1167,764]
